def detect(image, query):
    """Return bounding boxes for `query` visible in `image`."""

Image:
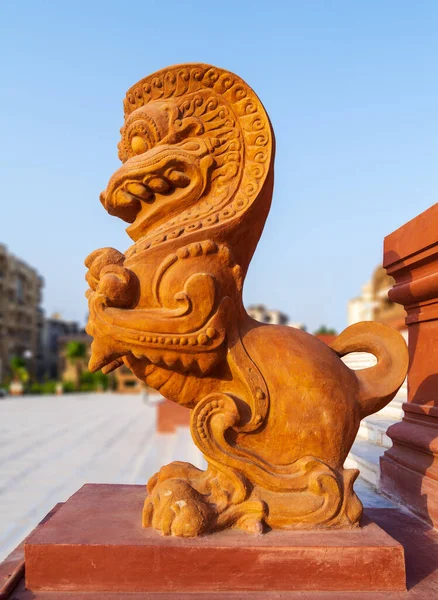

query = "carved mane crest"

[102,64,272,249]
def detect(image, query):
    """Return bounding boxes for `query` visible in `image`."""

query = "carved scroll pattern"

[142,391,362,536]
[86,240,243,376]
[193,393,364,526]
[119,65,271,249]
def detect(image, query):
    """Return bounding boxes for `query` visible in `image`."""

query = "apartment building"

[0,244,44,383]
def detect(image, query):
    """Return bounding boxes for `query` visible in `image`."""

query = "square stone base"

[24,484,406,594]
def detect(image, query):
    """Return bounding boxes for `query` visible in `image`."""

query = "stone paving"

[0,392,393,562]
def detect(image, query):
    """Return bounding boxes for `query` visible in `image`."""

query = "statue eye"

[123,111,160,158]
[131,136,148,155]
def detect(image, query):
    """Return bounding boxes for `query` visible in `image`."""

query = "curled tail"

[331,322,409,419]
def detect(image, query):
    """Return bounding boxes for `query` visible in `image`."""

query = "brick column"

[380,202,438,527]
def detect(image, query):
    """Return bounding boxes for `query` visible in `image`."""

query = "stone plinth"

[380,202,438,527]
[24,484,405,594]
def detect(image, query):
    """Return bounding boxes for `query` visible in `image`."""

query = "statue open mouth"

[100,142,215,241]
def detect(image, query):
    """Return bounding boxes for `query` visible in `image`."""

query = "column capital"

[384,203,438,324]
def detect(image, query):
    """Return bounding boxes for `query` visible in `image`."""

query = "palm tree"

[65,341,87,389]
[9,355,29,395]
[10,355,29,383]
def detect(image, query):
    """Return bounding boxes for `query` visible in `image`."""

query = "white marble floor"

[0,392,393,562]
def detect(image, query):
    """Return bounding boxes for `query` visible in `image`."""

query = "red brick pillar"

[380,203,438,527]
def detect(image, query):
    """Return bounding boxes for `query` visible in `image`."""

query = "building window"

[16,276,24,304]
[50,334,58,353]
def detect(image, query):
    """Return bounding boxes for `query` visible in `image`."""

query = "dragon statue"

[85,64,408,537]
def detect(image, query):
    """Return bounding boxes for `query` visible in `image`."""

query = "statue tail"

[331,322,409,419]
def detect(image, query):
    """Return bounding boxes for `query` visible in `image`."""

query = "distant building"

[116,364,144,394]
[41,313,80,380]
[346,265,407,373]
[0,244,44,383]
[58,333,143,393]
[348,266,406,332]
[247,304,304,329]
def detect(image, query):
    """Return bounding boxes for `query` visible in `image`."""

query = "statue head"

[99,64,274,273]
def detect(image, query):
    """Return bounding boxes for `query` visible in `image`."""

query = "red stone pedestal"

[380,202,438,527]
[23,484,405,594]
[157,398,191,433]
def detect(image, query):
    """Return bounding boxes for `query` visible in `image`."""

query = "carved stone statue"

[85,64,408,537]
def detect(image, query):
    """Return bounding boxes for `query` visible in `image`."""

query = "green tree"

[9,355,29,383]
[313,325,337,336]
[79,370,110,392]
[65,341,87,388]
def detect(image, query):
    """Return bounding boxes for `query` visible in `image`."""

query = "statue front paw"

[85,247,125,292]
[142,479,214,537]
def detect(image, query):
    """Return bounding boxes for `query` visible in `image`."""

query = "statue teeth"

[145,176,170,193]
[167,170,190,188]
[126,182,153,201]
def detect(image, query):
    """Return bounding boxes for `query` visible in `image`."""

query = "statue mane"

[100,64,274,273]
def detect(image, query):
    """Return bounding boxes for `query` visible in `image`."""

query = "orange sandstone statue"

[85,64,408,537]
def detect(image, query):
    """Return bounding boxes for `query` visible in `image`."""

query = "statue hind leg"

[142,392,363,536]
[142,393,268,536]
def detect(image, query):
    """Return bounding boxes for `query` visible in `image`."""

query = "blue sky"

[1,1,437,332]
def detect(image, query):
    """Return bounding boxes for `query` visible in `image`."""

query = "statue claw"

[142,479,213,538]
